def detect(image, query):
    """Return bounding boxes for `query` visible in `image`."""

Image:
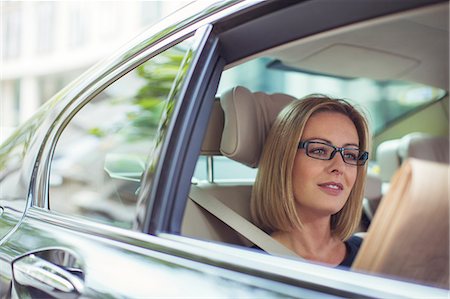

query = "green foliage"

[123,47,188,140]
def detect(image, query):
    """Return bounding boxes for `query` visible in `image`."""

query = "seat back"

[182,182,253,245]
[353,159,449,289]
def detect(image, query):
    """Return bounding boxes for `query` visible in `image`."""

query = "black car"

[1,0,448,298]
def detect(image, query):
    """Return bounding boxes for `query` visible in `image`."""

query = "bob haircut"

[251,95,370,241]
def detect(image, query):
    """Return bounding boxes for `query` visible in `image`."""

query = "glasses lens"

[342,149,367,165]
[306,143,334,160]
[342,149,361,165]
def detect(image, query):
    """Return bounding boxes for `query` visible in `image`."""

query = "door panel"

[4,211,301,298]
[12,249,84,299]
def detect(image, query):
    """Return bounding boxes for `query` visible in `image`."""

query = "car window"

[48,38,193,228]
[193,156,257,182]
[184,1,448,278]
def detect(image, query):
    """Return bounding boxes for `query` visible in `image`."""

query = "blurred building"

[1,1,188,142]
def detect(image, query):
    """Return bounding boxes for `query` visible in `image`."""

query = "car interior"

[179,1,449,287]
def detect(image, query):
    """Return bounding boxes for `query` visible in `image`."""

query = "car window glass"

[49,38,193,228]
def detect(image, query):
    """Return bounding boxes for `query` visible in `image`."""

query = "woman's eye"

[344,152,358,160]
[310,147,328,156]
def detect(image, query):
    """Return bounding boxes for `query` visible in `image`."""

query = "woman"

[251,95,370,267]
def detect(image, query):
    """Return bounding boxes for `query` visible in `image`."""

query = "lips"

[317,182,343,196]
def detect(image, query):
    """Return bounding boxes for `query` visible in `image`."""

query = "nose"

[328,150,346,175]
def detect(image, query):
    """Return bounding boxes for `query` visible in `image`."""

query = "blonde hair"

[251,95,370,241]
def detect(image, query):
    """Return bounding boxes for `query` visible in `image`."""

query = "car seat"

[182,86,294,246]
[368,133,449,219]
[353,158,449,289]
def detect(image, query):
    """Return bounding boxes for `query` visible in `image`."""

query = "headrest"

[219,86,295,168]
[398,132,449,164]
[376,132,449,182]
[376,139,402,182]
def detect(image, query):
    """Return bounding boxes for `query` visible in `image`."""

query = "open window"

[171,0,448,289]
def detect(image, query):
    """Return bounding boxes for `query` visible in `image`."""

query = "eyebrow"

[307,138,359,148]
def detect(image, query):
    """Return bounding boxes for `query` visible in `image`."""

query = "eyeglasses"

[298,141,369,166]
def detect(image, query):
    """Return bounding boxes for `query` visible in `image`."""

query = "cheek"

[347,168,358,189]
[292,153,319,186]
[292,153,308,180]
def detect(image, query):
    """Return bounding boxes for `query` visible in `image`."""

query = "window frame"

[141,25,224,234]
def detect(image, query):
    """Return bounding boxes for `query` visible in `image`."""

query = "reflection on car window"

[49,38,193,228]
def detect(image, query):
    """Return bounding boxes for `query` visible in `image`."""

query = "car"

[0,0,448,298]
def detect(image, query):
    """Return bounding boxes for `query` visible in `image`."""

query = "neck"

[272,214,345,265]
[274,215,332,252]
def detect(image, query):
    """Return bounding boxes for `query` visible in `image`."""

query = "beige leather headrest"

[398,132,449,164]
[376,139,402,182]
[376,133,449,182]
[219,86,295,168]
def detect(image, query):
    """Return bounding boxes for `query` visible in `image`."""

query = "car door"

[0,22,291,298]
[0,123,31,297]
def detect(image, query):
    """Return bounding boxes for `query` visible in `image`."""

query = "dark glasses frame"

[298,140,369,166]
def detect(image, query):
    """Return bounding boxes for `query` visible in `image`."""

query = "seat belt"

[189,185,301,259]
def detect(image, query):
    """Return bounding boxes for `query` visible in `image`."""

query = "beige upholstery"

[220,86,295,168]
[364,173,383,200]
[376,139,402,182]
[362,173,383,221]
[184,87,295,245]
[398,132,449,164]
[182,183,253,246]
[353,159,449,289]
[377,133,449,183]
[370,133,449,220]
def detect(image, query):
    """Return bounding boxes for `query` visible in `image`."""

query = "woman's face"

[292,111,359,219]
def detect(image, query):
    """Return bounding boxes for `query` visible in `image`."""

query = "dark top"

[339,235,363,267]
[251,235,363,268]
